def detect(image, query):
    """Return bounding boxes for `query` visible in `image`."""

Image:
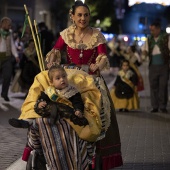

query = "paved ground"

[0,92,27,170]
[1,61,170,170]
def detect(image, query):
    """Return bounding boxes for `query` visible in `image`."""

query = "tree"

[50,0,119,34]
[86,0,119,33]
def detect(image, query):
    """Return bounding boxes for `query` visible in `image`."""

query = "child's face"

[51,70,68,90]
[122,62,129,72]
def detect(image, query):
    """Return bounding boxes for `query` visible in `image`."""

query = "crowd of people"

[0,18,55,100]
[107,21,170,114]
[106,35,144,112]
[0,0,170,170]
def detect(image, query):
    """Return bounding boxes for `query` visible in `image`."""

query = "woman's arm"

[46,36,66,65]
[90,44,110,72]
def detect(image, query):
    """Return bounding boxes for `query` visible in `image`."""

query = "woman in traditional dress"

[12,1,123,170]
[110,59,139,112]
[123,45,144,92]
[45,1,123,169]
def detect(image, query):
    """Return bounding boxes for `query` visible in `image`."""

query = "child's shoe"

[8,118,29,128]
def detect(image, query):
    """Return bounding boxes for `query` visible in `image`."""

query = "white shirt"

[0,30,18,58]
[141,35,170,55]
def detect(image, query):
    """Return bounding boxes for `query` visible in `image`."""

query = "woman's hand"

[89,63,99,72]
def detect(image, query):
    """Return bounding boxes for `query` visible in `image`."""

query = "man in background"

[0,17,19,101]
[141,21,170,113]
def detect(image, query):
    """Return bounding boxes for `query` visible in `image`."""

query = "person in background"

[123,45,144,92]
[141,21,170,113]
[38,22,55,57]
[110,59,139,112]
[0,17,19,102]
[18,39,40,93]
[127,45,142,67]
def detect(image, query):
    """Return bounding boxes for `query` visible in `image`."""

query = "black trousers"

[0,57,13,97]
[149,64,169,109]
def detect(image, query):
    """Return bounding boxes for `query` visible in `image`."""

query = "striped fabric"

[28,118,94,170]
[93,77,108,141]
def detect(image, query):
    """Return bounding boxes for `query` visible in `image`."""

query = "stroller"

[18,65,102,170]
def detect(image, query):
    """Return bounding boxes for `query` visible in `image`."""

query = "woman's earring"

[72,20,76,28]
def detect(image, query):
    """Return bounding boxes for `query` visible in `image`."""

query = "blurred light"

[141,36,147,41]
[138,41,143,46]
[39,10,47,15]
[96,19,100,25]
[108,34,114,39]
[124,36,128,42]
[102,33,114,41]
[129,0,170,6]
[104,34,109,40]
[138,24,144,29]
[166,27,170,34]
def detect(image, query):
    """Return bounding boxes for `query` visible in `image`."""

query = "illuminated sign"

[129,0,170,6]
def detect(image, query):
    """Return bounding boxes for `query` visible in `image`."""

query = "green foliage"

[86,0,119,33]
[50,0,119,33]
[95,17,112,31]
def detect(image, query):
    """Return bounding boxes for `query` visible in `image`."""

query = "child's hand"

[75,110,83,118]
[38,101,47,109]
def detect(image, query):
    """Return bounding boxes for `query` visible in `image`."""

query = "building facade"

[0,0,57,33]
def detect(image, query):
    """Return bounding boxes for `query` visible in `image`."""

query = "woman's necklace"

[76,28,89,58]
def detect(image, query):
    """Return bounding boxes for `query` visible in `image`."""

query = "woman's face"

[72,6,90,29]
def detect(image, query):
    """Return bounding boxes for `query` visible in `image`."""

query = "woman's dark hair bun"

[71,0,90,15]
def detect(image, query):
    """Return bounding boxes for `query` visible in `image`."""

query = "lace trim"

[97,77,111,132]
[118,70,134,80]
[93,77,111,141]
[56,84,79,99]
[60,25,106,50]
[45,49,61,64]
[95,54,110,71]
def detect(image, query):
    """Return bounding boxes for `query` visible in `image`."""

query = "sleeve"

[69,92,84,113]
[46,36,65,64]
[95,44,110,70]
[34,91,52,117]
[53,35,66,51]
[10,33,19,58]
[97,43,107,55]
